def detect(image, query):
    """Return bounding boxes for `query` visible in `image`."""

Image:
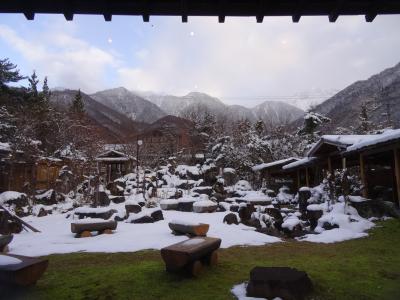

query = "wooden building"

[96,150,135,182]
[252,157,299,193]
[280,130,400,206]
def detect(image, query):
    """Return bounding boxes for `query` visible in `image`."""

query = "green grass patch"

[4,219,400,300]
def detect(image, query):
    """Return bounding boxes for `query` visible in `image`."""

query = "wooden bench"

[71,220,117,238]
[161,237,221,276]
[0,254,49,286]
[168,221,209,237]
[0,235,13,253]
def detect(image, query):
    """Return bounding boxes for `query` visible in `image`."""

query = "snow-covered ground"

[9,210,280,256]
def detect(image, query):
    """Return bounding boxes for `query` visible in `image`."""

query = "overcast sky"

[0,14,399,108]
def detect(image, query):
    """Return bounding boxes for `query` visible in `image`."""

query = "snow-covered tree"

[70,89,85,114]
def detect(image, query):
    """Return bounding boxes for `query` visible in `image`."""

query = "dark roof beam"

[365,0,378,22]
[103,14,112,21]
[218,0,227,23]
[328,0,344,23]
[292,0,303,23]
[256,0,265,23]
[64,12,73,21]
[181,0,188,23]
[23,11,35,20]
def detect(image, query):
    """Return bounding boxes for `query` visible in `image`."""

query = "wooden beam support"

[103,14,112,21]
[342,157,346,169]
[327,157,333,174]
[305,168,310,187]
[218,15,225,23]
[328,13,339,23]
[360,153,368,198]
[181,0,188,23]
[256,15,264,23]
[365,13,377,22]
[292,15,301,23]
[64,12,73,21]
[142,14,150,22]
[297,169,300,190]
[23,12,35,20]
[394,148,400,206]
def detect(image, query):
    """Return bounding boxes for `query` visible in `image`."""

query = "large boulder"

[0,209,23,235]
[298,187,311,215]
[107,182,124,196]
[0,192,29,208]
[177,198,196,212]
[193,200,218,213]
[306,209,323,230]
[125,204,142,214]
[246,267,313,299]
[223,213,239,225]
[265,207,283,230]
[111,196,125,204]
[160,199,179,210]
[74,207,117,220]
[132,215,154,224]
[238,204,256,222]
[35,189,57,206]
[93,191,110,207]
[192,187,213,196]
[350,198,400,219]
[150,209,164,221]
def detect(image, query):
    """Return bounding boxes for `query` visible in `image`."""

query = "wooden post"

[297,169,300,190]
[327,157,333,174]
[393,148,400,206]
[305,167,310,187]
[360,153,368,198]
[342,157,346,169]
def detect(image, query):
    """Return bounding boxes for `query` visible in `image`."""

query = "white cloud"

[115,16,400,107]
[0,24,117,93]
[1,15,400,109]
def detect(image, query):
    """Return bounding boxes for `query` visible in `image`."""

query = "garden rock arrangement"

[246,266,313,299]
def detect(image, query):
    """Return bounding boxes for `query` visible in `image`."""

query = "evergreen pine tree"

[254,120,265,136]
[358,102,371,133]
[42,76,51,103]
[28,71,39,97]
[0,58,25,87]
[70,89,85,114]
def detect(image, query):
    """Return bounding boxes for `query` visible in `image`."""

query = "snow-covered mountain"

[142,91,304,124]
[50,90,143,141]
[292,62,400,132]
[91,87,166,123]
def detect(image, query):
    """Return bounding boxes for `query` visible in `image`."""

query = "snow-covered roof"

[252,157,299,172]
[282,157,318,170]
[96,149,132,161]
[307,134,376,156]
[346,129,400,152]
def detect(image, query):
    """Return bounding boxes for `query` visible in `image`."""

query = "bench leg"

[1,245,9,253]
[78,231,92,238]
[101,229,113,234]
[190,260,203,277]
[203,250,218,266]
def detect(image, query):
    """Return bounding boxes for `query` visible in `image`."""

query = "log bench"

[0,235,13,253]
[71,220,117,238]
[168,221,210,237]
[161,237,221,276]
[0,254,48,286]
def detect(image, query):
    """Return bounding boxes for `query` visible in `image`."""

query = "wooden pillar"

[297,169,300,190]
[360,153,368,198]
[327,156,333,174]
[342,157,346,169]
[305,167,310,187]
[394,147,400,206]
